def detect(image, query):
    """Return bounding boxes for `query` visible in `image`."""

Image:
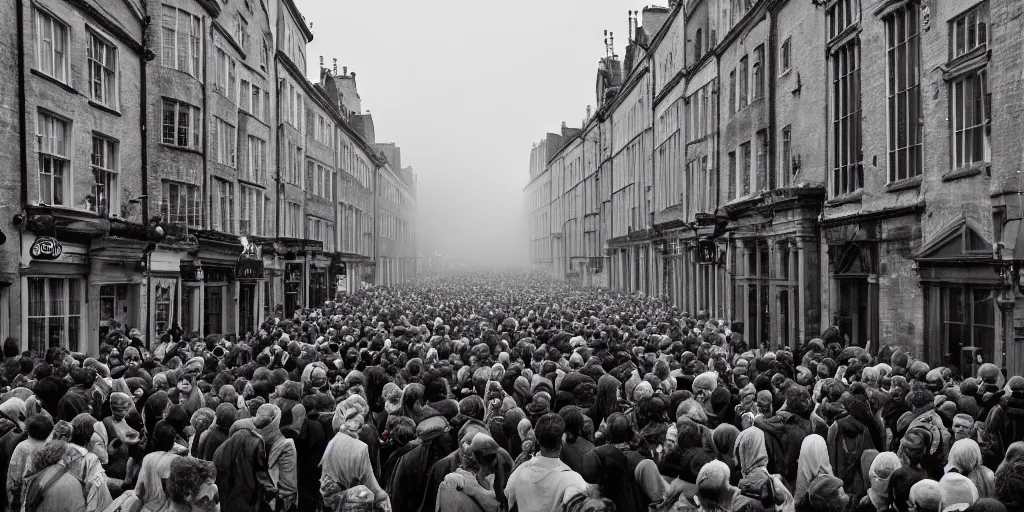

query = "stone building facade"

[525,0,1024,374]
[0,0,413,354]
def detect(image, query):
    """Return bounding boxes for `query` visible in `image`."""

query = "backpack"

[337,485,376,512]
[101,491,143,512]
[23,465,77,512]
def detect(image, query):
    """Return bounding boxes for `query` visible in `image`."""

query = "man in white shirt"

[505,412,588,512]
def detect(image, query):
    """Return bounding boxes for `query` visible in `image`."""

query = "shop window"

[27,277,82,354]
[927,285,995,374]
[154,282,172,334]
[182,286,196,336]
[285,263,302,316]
[99,284,130,338]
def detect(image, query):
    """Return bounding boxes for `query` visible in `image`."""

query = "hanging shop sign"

[30,236,63,260]
[235,259,265,280]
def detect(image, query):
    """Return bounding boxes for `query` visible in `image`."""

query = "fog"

[298,0,652,268]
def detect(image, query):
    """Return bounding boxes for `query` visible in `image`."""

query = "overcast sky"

[298,0,654,268]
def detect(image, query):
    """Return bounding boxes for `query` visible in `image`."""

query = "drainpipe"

[767,7,779,349]
[142,15,152,347]
[16,0,27,208]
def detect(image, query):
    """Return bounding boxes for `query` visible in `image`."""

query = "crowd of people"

[0,271,1019,512]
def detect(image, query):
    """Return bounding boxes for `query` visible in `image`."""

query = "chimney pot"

[319,56,324,67]
[351,71,356,80]
[343,66,348,75]
[333,58,338,74]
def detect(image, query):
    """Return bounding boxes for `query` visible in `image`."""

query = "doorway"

[203,286,223,335]
[239,283,256,336]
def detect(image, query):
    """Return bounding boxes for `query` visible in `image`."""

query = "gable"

[913,215,992,262]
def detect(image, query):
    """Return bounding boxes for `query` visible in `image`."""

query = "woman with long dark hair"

[587,374,622,430]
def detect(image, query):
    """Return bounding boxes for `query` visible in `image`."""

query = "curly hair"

[28,440,70,477]
[167,457,217,503]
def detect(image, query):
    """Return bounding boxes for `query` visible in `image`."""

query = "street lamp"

[193,258,205,281]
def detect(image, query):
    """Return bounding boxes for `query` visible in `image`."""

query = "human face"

[952,417,973,440]
[177,378,193,394]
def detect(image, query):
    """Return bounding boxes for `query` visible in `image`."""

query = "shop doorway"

[203,287,224,335]
[239,283,257,336]
[99,284,131,338]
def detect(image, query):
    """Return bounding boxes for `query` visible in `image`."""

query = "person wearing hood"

[418,419,514,512]
[795,434,834,507]
[435,433,509,512]
[320,395,390,511]
[212,417,271,512]
[57,368,94,421]
[254,403,298,512]
[860,451,900,511]
[388,413,452,512]
[828,394,880,496]
[198,403,236,461]
[756,385,816,488]
[945,439,995,499]
[938,472,979,511]
[732,426,794,512]
[504,413,587,512]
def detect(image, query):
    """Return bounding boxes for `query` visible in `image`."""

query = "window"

[88,32,118,107]
[728,151,737,199]
[161,99,201,149]
[212,117,236,167]
[37,112,69,206]
[951,4,988,59]
[239,185,265,236]
[828,0,860,41]
[740,142,752,196]
[161,5,202,77]
[251,85,262,120]
[246,135,267,185]
[753,45,764,100]
[886,7,922,182]
[91,136,118,216]
[240,80,251,112]
[307,217,335,252]
[739,56,748,108]
[294,146,303,186]
[235,13,250,50]
[213,47,236,102]
[161,181,201,228]
[756,130,768,190]
[286,202,302,238]
[729,69,736,114]
[695,29,703,60]
[952,70,988,169]
[780,38,791,75]
[780,126,792,187]
[260,38,269,68]
[35,8,70,83]
[27,277,82,354]
[213,178,234,233]
[830,39,862,197]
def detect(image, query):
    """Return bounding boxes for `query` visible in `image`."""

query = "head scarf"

[734,426,768,476]
[795,434,833,505]
[694,460,734,510]
[910,480,943,512]
[947,439,994,498]
[868,452,901,509]
[110,392,134,416]
[806,474,845,511]
[939,472,979,511]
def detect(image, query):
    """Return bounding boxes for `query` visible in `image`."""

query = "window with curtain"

[27,277,82,354]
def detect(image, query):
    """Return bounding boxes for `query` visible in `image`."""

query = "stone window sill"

[88,100,121,117]
[942,163,988,183]
[884,175,922,193]
[825,189,864,207]
[30,69,78,95]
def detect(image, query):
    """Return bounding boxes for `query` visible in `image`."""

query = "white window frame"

[88,31,118,108]
[25,276,84,354]
[780,125,792,187]
[780,37,791,76]
[162,99,201,149]
[239,185,265,236]
[161,4,202,77]
[161,180,201,228]
[884,6,922,183]
[35,7,70,84]
[213,117,237,167]
[247,135,266,185]
[213,178,235,234]
[91,135,119,216]
[37,111,70,207]
[951,70,988,170]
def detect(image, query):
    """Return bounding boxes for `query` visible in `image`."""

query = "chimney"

[586,105,592,119]
[351,71,356,80]
[319,56,324,69]
[561,121,567,129]
[343,66,348,76]
[333,58,337,74]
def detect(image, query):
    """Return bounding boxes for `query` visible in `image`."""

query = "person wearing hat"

[211,413,272,512]
[387,413,451,512]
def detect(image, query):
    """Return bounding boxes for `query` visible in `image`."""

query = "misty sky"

[297,0,653,267]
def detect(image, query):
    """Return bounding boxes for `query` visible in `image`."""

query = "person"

[578,412,664,512]
[163,457,219,512]
[7,414,54,512]
[320,395,390,511]
[135,421,182,512]
[946,439,995,499]
[938,472,979,511]
[434,433,508,512]
[862,452,900,511]
[795,434,833,507]
[388,413,450,512]
[504,412,587,512]
[198,404,236,461]
[21,441,88,512]
[212,417,270,512]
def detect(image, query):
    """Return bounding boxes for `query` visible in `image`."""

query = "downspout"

[767,6,779,349]
[16,0,27,208]
[142,16,152,346]
[373,165,379,283]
